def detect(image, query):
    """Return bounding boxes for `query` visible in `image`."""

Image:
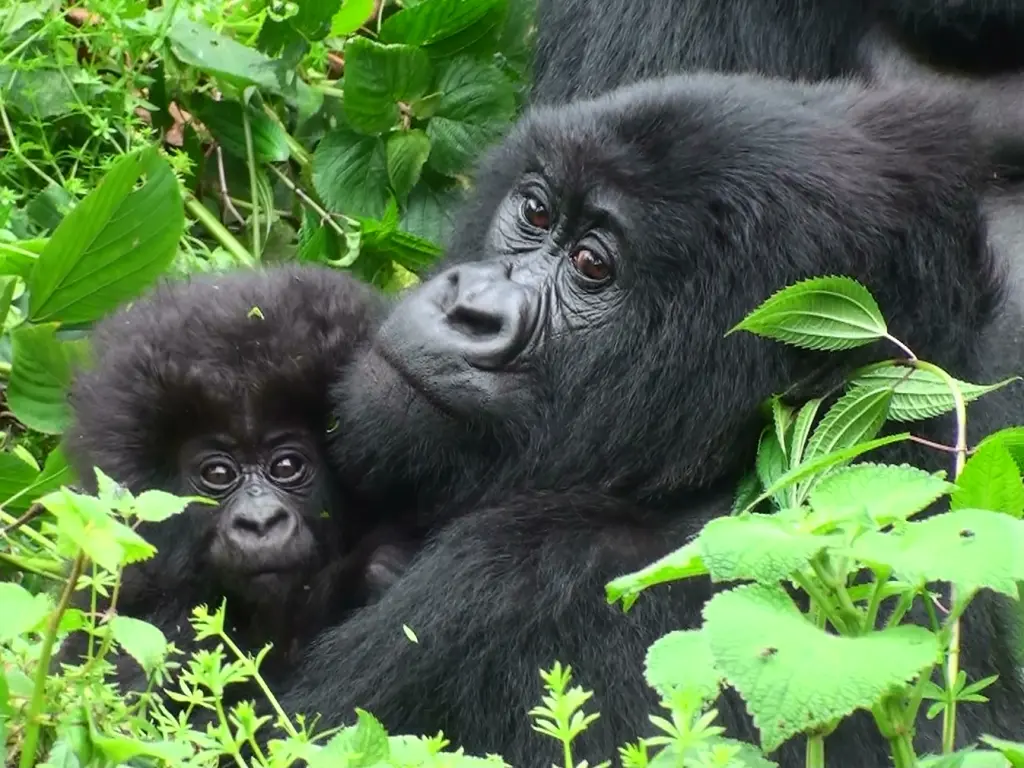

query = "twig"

[215,146,246,225]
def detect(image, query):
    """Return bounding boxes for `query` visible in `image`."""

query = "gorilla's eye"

[270,453,305,485]
[199,460,238,491]
[521,195,551,230]
[569,247,611,283]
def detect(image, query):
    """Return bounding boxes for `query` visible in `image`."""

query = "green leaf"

[850,508,1024,597]
[380,0,508,57]
[8,324,90,434]
[426,57,516,176]
[802,385,893,464]
[808,463,956,530]
[0,275,16,324]
[387,130,432,201]
[755,427,788,507]
[331,0,376,36]
[697,514,832,584]
[109,615,169,674]
[313,129,390,218]
[788,398,823,467]
[192,97,290,162]
[605,541,708,611]
[980,736,1024,768]
[343,38,432,135]
[0,667,8,749]
[0,444,75,513]
[850,365,1017,423]
[400,182,461,246]
[0,452,41,509]
[644,630,722,702]
[0,583,53,641]
[133,490,206,522]
[310,709,390,767]
[703,583,938,753]
[90,729,191,765]
[28,148,184,324]
[729,275,888,351]
[976,428,1024,476]
[951,439,1024,518]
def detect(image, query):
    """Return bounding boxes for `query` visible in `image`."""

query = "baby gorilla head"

[63,264,398,684]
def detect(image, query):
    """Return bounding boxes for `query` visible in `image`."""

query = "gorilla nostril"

[233,508,291,537]
[447,303,504,338]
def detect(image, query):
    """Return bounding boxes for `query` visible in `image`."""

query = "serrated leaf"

[8,324,90,434]
[426,57,516,176]
[134,490,208,522]
[90,729,191,764]
[310,709,390,767]
[109,615,168,673]
[27,148,184,324]
[755,428,787,506]
[400,182,461,246]
[343,38,432,135]
[644,630,722,701]
[808,463,956,530]
[951,439,1024,518]
[770,398,793,461]
[730,275,887,351]
[331,0,376,36]
[193,97,290,162]
[850,508,1024,597]
[386,130,432,201]
[788,398,823,467]
[606,541,708,611]
[850,365,1017,423]
[978,428,1024,475]
[802,385,893,465]
[703,583,938,753]
[313,129,389,218]
[0,583,53,641]
[732,471,762,516]
[697,515,830,583]
[381,0,506,52]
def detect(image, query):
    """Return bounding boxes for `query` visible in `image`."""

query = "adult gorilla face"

[336,73,998,505]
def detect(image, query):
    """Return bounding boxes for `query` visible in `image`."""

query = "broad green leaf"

[109,615,169,674]
[28,148,184,324]
[331,0,376,36]
[0,583,53,641]
[193,98,290,162]
[0,239,43,280]
[850,508,1024,597]
[313,129,390,219]
[426,57,516,176]
[0,452,40,509]
[0,667,8,749]
[697,515,831,583]
[0,275,16,324]
[343,38,432,135]
[977,427,1024,476]
[387,130,432,201]
[0,443,75,513]
[134,490,211,522]
[90,729,191,764]
[644,630,722,701]
[0,65,106,119]
[802,385,893,464]
[606,541,708,611]
[951,439,1024,518]
[358,213,443,273]
[808,463,956,530]
[8,324,90,434]
[850,365,1017,423]
[980,736,1024,768]
[919,752,1011,768]
[729,275,887,351]
[310,709,390,767]
[381,0,508,57]
[703,583,938,753]
[400,182,461,246]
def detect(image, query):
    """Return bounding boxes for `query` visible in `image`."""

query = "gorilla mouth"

[374,343,462,419]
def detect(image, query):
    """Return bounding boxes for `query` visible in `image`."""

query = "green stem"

[242,109,261,260]
[793,571,851,634]
[863,569,891,631]
[806,734,825,768]
[217,627,301,739]
[184,195,256,267]
[0,99,62,190]
[19,553,85,768]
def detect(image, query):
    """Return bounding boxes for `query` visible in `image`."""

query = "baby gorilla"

[60,264,409,693]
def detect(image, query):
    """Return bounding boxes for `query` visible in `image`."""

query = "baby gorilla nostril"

[232,506,292,537]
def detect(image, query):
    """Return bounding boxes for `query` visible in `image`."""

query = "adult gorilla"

[274,75,1024,766]
[532,0,1024,105]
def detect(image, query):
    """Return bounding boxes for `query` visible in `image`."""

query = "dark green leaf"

[193,97,290,162]
[802,385,893,464]
[343,38,432,135]
[313,129,390,218]
[400,181,461,246]
[386,130,432,201]
[8,324,90,434]
[381,0,507,58]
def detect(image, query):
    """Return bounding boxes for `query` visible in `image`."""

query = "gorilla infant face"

[181,428,329,594]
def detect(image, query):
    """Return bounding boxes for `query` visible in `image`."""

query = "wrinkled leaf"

[802,385,893,465]
[8,324,90,434]
[313,129,390,218]
[697,514,831,584]
[645,630,723,702]
[343,37,432,135]
[386,130,432,201]
[110,615,169,674]
[606,540,707,611]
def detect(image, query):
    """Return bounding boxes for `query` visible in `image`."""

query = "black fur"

[531,0,1024,106]
[59,264,405,693]
[272,75,1024,767]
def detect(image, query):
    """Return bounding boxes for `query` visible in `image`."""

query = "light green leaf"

[980,736,1024,768]
[193,97,290,162]
[331,0,376,36]
[310,709,390,767]
[808,463,956,530]
[729,275,887,351]
[0,583,53,641]
[8,324,90,434]
[134,490,210,522]
[0,275,16,326]
[90,729,191,764]
[850,365,1017,423]
[426,57,516,176]
[788,398,823,467]
[28,148,184,324]
[697,515,831,584]
[343,37,432,135]
[951,439,1024,518]
[977,428,1024,476]
[802,385,893,465]
[850,508,1024,597]
[606,541,708,611]
[313,129,390,219]
[645,630,722,702]
[109,615,168,673]
[386,130,432,201]
[0,452,41,510]
[703,583,938,753]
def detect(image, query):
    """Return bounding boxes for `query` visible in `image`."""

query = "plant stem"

[217,629,301,739]
[19,552,85,768]
[242,108,261,259]
[184,195,256,267]
[806,734,825,768]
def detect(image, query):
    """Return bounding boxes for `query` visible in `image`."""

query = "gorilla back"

[286,75,1024,766]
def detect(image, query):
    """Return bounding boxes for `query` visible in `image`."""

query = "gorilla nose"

[229,504,295,542]
[440,264,536,369]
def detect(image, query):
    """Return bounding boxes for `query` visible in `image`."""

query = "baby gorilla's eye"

[270,454,305,484]
[199,460,238,491]
[521,195,551,230]
[569,247,611,283]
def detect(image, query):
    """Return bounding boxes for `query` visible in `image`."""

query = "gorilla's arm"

[275,493,709,765]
